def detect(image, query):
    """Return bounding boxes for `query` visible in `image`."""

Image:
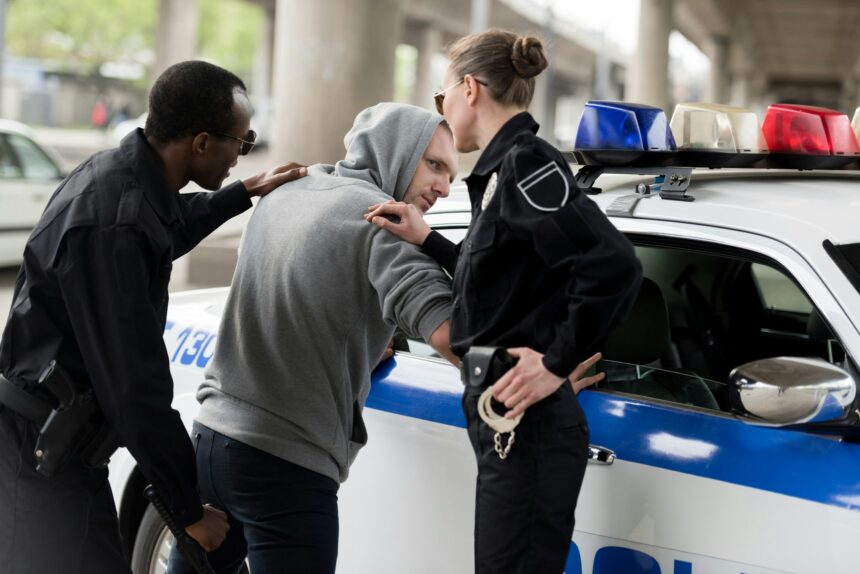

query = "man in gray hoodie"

[166,103,458,574]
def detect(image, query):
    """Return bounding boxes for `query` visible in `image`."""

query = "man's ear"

[191,132,210,156]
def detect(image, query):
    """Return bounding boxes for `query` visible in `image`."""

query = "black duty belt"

[0,375,52,425]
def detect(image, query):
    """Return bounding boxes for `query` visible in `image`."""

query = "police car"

[110,101,860,574]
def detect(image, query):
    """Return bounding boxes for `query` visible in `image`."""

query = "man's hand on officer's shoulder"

[568,352,605,394]
[243,162,308,197]
[493,349,605,419]
[185,504,230,552]
[365,200,432,246]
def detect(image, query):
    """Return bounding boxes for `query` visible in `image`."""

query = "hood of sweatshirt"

[326,102,444,201]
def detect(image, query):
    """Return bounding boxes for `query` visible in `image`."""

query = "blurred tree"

[7,0,157,72]
[198,0,263,81]
[7,0,262,81]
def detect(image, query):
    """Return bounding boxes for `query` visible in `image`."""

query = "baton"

[143,485,215,574]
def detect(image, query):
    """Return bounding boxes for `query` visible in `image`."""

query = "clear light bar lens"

[670,103,768,153]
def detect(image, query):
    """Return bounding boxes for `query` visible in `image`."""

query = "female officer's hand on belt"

[493,350,605,419]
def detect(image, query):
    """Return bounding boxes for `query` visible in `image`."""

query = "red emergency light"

[762,104,860,168]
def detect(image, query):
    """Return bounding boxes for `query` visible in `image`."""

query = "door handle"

[588,444,615,465]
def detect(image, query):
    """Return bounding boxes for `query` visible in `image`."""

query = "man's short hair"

[145,61,247,143]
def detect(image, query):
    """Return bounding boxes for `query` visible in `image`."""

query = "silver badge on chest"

[481,172,498,210]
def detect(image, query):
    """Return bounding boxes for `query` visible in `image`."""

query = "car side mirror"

[728,357,856,426]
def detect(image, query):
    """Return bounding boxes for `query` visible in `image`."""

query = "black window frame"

[824,240,860,296]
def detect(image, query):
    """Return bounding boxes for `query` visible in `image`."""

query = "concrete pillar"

[412,24,444,110]
[706,36,729,103]
[729,73,750,107]
[0,0,6,112]
[471,0,490,33]
[629,0,673,111]
[271,0,402,165]
[531,74,550,131]
[152,0,199,82]
[251,4,276,98]
[594,51,611,101]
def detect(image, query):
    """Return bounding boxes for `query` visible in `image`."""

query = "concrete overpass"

[148,0,860,284]
[153,0,627,163]
[153,0,860,165]
[633,0,860,113]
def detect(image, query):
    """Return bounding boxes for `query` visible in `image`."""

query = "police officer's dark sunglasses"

[213,130,257,155]
[433,78,488,115]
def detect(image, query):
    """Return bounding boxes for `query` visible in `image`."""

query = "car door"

[570,220,860,574]
[0,131,63,266]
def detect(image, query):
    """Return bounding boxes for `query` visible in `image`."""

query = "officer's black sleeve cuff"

[211,180,253,218]
[543,348,590,380]
[172,491,204,528]
[421,230,458,275]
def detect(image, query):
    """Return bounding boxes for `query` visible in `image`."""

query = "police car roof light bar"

[565,100,860,198]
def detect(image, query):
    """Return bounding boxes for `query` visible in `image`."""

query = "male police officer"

[0,61,306,573]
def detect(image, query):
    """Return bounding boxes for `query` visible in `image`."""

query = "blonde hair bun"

[511,36,548,79]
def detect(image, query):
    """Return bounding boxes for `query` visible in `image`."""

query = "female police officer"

[367,30,642,573]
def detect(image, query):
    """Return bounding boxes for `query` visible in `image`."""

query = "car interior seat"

[600,277,721,410]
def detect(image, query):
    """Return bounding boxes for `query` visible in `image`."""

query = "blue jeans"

[166,422,340,574]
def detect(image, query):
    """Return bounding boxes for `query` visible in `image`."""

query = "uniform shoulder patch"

[515,157,569,212]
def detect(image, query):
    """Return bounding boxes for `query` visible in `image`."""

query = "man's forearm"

[429,320,460,366]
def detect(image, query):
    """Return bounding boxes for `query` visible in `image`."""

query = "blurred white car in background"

[0,119,65,267]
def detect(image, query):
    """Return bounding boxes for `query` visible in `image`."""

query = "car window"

[596,360,724,411]
[5,133,61,180]
[0,136,23,179]
[593,241,851,413]
[750,263,812,314]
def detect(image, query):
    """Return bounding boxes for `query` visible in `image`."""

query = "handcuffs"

[461,346,524,460]
[477,387,523,459]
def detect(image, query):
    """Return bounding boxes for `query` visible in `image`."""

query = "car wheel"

[130,503,249,574]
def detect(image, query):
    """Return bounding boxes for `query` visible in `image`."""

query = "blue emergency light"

[574,101,677,152]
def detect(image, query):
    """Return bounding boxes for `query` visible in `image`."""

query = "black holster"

[33,361,120,477]
[461,346,517,392]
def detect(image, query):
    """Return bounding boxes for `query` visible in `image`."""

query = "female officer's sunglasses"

[433,78,487,115]
[213,130,257,155]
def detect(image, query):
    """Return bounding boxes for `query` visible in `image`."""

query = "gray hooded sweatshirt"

[196,103,453,483]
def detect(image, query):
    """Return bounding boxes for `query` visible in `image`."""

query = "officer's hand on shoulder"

[243,162,308,197]
[185,504,230,551]
[365,200,432,246]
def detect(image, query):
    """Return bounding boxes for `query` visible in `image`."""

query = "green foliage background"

[6,0,263,81]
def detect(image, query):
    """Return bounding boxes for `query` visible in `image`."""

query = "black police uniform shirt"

[422,112,642,379]
[0,128,252,526]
